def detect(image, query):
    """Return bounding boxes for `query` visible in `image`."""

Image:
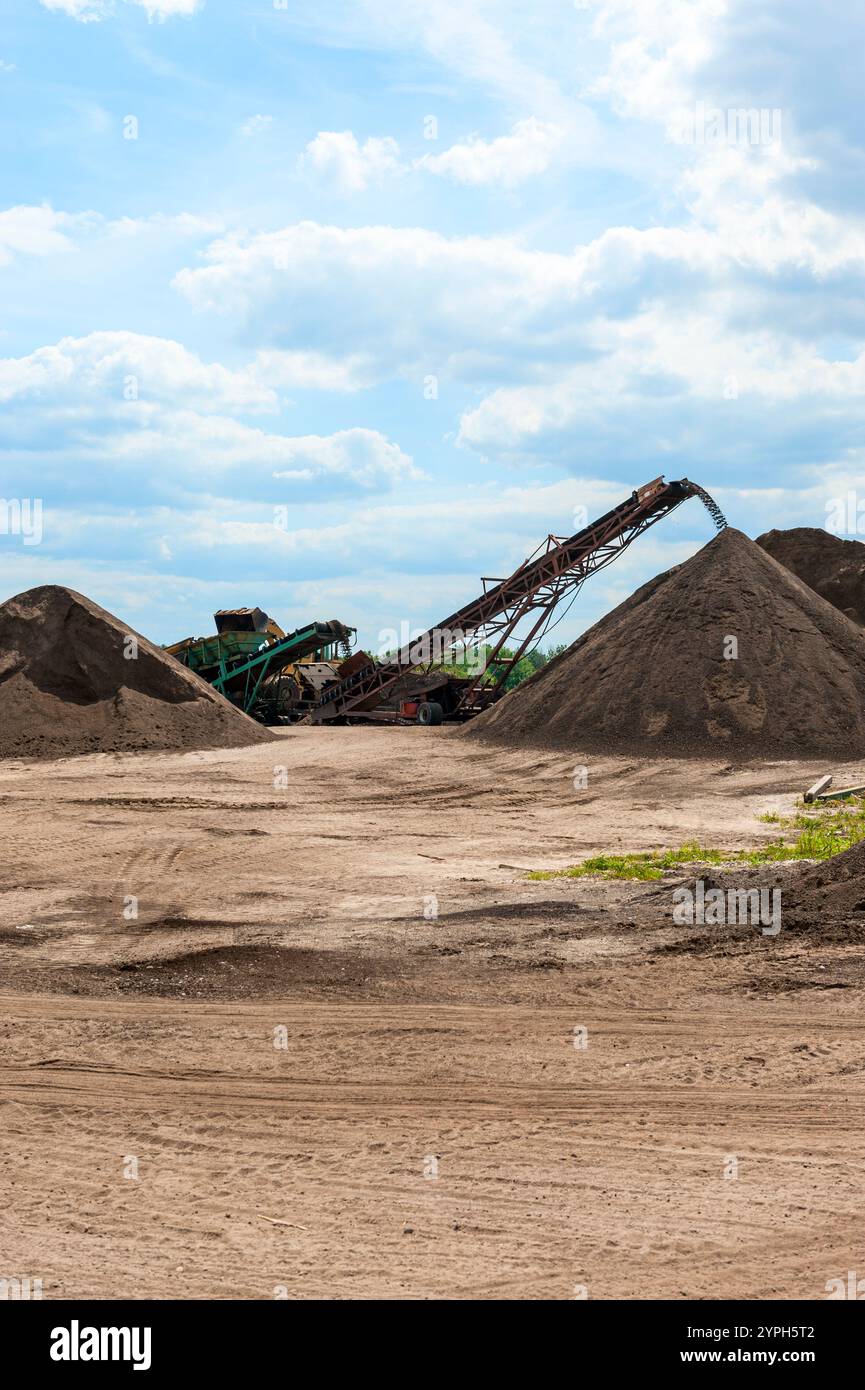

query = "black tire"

[417,701,444,726]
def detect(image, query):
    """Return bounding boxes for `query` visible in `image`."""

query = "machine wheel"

[417,701,444,726]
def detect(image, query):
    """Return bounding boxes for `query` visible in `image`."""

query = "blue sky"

[1,0,863,648]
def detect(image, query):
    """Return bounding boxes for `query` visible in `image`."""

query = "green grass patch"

[528,798,865,880]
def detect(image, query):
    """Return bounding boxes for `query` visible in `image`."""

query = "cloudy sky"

[1,0,862,647]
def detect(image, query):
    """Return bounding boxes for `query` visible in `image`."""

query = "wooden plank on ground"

[804,774,833,803]
[816,782,865,802]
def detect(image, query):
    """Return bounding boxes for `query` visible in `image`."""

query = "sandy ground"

[2,727,865,1300]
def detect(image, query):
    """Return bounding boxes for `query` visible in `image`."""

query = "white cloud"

[0,331,276,412]
[0,203,223,269]
[91,414,419,493]
[253,348,377,393]
[173,202,865,399]
[239,114,273,138]
[39,0,203,20]
[590,0,728,135]
[38,0,105,19]
[300,118,564,193]
[282,1,585,122]
[0,204,94,264]
[417,118,564,186]
[0,332,418,499]
[299,131,402,193]
[455,302,865,467]
[271,428,421,488]
[136,0,202,16]
[677,144,865,277]
[103,211,224,240]
[173,221,589,376]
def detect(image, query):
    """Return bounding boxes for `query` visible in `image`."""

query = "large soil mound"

[0,585,275,759]
[467,528,865,758]
[783,840,865,926]
[758,527,865,626]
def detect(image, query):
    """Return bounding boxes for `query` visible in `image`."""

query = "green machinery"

[166,607,355,723]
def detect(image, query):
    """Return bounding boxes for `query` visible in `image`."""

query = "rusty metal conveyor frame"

[312,475,726,723]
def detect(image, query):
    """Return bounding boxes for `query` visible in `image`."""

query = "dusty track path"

[3,994,864,1300]
[2,731,865,1298]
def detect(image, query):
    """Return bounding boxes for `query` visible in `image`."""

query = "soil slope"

[0,584,274,758]
[467,528,865,757]
[758,526,865,626]
[784,839,865,924]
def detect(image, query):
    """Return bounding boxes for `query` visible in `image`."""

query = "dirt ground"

[2,727,864,1300]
